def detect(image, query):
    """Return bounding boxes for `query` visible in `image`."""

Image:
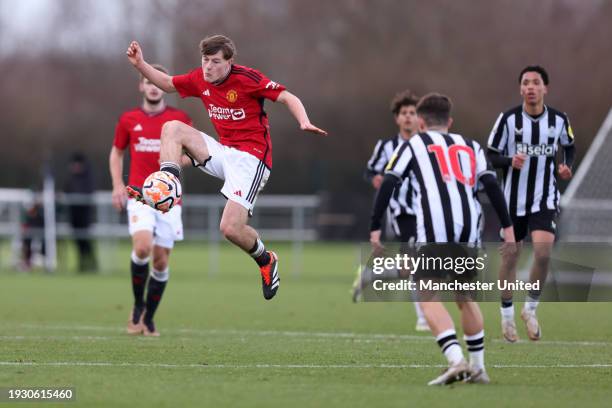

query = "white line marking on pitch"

[0,336,114,341]
[4,323,611,347]
[0,361,611,369]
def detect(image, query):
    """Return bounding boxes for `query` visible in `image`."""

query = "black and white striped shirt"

[366,135,415,217]
[487,105,575,216]
[385,131,493,244]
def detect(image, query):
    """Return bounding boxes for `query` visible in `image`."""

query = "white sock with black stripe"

[160,161,181,180]
[465,330,485,371]
[436,329,464,366]
[501,298,514,320]
[249,238,270,267]
[524,291,540,312]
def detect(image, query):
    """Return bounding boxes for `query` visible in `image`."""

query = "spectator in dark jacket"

[64,152,97,272]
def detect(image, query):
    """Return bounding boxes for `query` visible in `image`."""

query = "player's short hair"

[140,64,168,82]
[390,90,420,116]
[519,65,549,85]
[416,93,453,126]
[199,35,236,60]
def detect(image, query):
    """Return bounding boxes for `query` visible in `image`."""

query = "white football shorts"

[127,198,183,248]
[195,132,270,215]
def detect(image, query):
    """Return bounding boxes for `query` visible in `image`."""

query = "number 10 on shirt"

[428,144,476,187]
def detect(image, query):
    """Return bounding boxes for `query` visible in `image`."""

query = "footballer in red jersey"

[110,64,192,336]
[172,64,283,168]
[126,35,326,301]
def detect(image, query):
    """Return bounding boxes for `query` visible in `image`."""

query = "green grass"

[1,241,611,407]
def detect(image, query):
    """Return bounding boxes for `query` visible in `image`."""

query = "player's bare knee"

[133,244,151,260]
[533,247,552,265]
[219,221,238,241]
[153,257,168,272]
[161,120,185,141]
[533,256,550,271]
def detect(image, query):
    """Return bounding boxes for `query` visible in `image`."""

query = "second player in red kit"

[125,35,326,300]
[110,64,192,336]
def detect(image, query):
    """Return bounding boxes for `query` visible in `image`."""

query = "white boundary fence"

[0,188,319,275]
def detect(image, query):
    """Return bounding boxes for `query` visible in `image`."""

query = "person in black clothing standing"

[64,152,97,272]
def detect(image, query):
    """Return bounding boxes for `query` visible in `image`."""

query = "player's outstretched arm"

[276,90,327,136]
[126,41,176,93]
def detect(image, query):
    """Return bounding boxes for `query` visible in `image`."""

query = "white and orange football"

[142,171,182,212]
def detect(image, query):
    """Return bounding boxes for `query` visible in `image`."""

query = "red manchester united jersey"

[172,64,285,168]
[113,106,192,186]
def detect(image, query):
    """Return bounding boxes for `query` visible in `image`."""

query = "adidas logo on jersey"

[133,124,143,131]
[203,89,210,96]
[265,81,280,90]
[234,190,242,197]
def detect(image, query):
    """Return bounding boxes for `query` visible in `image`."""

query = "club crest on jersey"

[226,89,238,103]
[516,142,554,156]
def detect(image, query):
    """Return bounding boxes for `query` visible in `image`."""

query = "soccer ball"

[142,171,182,212]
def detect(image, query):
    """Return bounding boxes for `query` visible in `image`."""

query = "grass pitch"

[1,241,611,407]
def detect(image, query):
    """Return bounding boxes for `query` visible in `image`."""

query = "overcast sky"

[0,0,605,56]
[0,0,149,55]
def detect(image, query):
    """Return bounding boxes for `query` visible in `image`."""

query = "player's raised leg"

[220,201,279,300]
[160,121,210,167]
[125,120,209,202]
